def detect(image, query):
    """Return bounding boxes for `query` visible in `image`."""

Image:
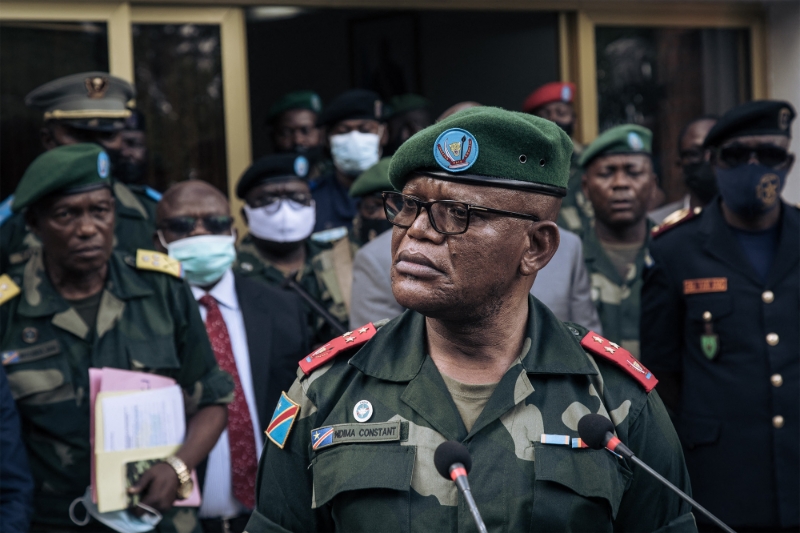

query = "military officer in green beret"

[349,157,396,246]
[266,90,330,180]
[0,144,234,532]
[579,124,657,358]
[247,108,695,533]
[234,153,353,345]
[0,72,159,274]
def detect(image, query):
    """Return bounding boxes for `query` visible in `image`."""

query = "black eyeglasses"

[159,215,234,236]
[382,192,540,235]
[718,144,789,169]
[248,192,313,209]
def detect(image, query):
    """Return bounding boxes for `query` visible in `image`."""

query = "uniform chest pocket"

[312,444,415,533]
[532,443,631,533]
[3,339,74,403]
[126,336,180,372]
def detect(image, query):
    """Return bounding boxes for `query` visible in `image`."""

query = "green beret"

[236,153,310,199]
[387,94,431,118]
[703,100,795,147]
[578,124,652,168]
[25,72,134,132]
[12,144,111,212]
[389,106,573,196]
[267,90,322,122]
[350,158,395,198]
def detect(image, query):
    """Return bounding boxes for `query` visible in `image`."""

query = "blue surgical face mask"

[160,232,237,286]
[715,164,787,218]
[70,486,162,533]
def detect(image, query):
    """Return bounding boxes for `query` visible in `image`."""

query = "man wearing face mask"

[649,115,718,225]
[155,180,308,533]
[641,100,798,532]
[311,89,388,233]
[0,72,157,274]
[235,154,351,345]
[524,81,592,238]
[266,91,330,180]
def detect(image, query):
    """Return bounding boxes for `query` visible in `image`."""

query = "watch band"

[164,455,191,492]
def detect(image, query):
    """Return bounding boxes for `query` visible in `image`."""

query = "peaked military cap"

[703,100,795,148]
[236,153,310,199]
[386,94,430,118]
[12,144,111,212]
[25,72,135,132]
[578,124,653,168]
[318,89,383,127]
[350,158,394,198]
[267,90,323,122]
[389,106,573,196]
[522,82,576,113]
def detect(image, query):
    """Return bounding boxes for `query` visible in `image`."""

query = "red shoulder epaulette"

[651,206,701,239]
[298,323,377,376]
[580,331,658,392]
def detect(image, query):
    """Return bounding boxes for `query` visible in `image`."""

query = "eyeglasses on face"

[248,192,313,209]
[159,215,234,236]
[381,191,540,236]
[717,144,789,169]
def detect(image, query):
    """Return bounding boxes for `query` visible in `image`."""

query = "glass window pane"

[0,21,109,198]
[596,26,751,203]
[132,23,227,194]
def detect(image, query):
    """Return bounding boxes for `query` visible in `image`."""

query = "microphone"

[578,414,736,533]
[434,441,488,533]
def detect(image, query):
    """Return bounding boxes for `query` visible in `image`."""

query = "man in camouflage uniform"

[234,153,351,345]
[580,124,657,358]
[247,108,695,532]
[0,72,159,274]
[0,144,233,531]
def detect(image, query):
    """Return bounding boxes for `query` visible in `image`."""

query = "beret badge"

[433,128,479,173]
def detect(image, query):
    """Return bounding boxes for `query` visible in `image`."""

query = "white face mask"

[330,130,382,176]
[160,233,237,287]
[244,200,316,243]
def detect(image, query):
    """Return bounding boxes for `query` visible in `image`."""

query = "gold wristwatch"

[164,455,193,500]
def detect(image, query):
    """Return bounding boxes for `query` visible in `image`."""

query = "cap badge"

[311,94,322,113]
[779,107,791,131]
[294,155,309,177]
[353,400,373,423]
[756,173,781,207]
[561,85,572,101]
[85,76,109,99]
[433,128,479,172]
[627,132,644,151]
[97,152,110,179]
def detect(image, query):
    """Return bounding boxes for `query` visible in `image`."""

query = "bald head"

[155,180,233,249]
[436,102,481,123]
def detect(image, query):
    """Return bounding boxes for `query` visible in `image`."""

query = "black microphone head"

[434,441,473,480]
[577,414,615,450]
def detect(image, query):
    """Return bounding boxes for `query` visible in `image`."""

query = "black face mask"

[554,121,574,137]
[356,218,394,244]
[683,162,718,204]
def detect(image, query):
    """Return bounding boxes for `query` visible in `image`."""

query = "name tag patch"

[683,277,727,295]
[2,339,60,366]
[312,421,405,451]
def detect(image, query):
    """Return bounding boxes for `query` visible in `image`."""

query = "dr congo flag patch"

[266,392,300,449]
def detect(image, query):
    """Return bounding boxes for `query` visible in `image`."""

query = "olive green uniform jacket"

[0,181,158,273]
[0,250,234,530]
[246,296,696,533]
[582,225,652,359]
[557,149,593,240]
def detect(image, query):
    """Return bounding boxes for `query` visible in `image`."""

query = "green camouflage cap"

[386,94,431,118]
[578,124,652,168]
[267,90,322,122]
[12,144,111,212]
[349,158,394,198]
[389,106,573,197]
[25,72,135,132]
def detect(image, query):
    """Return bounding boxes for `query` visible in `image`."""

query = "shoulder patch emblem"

[580,331,658,392]
[135,250,183,278]
[0,274,21,306]
[299,323,377,376]
[651,206,701,238]
[266,391,300,449]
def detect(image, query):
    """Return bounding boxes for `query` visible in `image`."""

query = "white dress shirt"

[192,269,264,518]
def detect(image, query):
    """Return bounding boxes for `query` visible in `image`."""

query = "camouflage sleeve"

[613,390,696,533]
[170,278,234,412]
[246,375,335,533]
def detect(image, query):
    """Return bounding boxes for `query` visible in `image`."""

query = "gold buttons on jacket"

[702,311,712,322]
[762,290,774,303]
[770,374,783,387]
[773,415,784,429]
[766,333,779,346]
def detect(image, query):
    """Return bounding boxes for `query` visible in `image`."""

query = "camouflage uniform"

[582,225,652,359]
[0,250,234,531]
[0,181,158,273]
[556,149,594,240]
[246,296,696,533]
[235,234,351,345]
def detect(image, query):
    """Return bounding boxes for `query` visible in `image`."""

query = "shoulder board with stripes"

[135,250,183,278]
[651,206,701,239]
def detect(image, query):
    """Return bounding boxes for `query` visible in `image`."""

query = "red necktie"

[199,294,257,510]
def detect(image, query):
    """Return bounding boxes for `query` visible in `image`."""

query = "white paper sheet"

[101,385,186,452]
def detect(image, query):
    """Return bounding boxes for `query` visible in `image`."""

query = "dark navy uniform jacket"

[641,198,799,530]
[310,172,358,232]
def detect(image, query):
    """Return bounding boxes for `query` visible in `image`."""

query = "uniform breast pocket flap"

[686,293,733,322]
[126,336,180,371]
[3,340,72,401]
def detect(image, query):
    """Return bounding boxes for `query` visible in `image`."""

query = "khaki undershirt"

[440,373,499,432]
[599,239,643,281]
